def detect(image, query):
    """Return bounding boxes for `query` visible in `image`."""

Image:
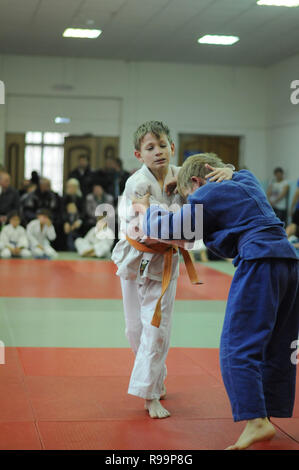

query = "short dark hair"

[36,208,52,219]
[274,167,284,174]
[78,154,89,161]
[7,210,20,221]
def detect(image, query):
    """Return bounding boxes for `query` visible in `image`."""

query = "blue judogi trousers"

[220,258,299,422]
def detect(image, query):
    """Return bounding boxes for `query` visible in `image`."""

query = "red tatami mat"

[35,419,299,451]
[0,347,298,450]
[0,378,34,422]
[0,259,232,300]
[17,347,208,378]
[0,422,42,450]
[272,418,299,443]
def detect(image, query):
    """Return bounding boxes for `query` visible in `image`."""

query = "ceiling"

[0,0,299,66]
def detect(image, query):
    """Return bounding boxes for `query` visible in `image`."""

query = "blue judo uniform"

[143,170,299,422]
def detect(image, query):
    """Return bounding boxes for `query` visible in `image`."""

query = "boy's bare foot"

[160,384,167,400]
[82,249,94,257]
[226,418,276,450]
[145,399,170,419]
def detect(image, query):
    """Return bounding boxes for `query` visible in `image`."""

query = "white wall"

[266,53,299,176]
[0,54,268,177]
[265,53,299,200]
[6,95,121,135]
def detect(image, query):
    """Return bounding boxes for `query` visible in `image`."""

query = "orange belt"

[126,236,202,328]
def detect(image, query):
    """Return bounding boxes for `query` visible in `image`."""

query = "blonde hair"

[66,178,82,197]
[177,153,225,196]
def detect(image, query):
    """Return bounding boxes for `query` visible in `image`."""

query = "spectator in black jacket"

[61,178,86,246]
[0,172,20,225]
[68,154,94,197]
[20,177,61,226]
[104,157,130,204]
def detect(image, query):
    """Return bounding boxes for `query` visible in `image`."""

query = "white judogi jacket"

[0,224,29,249]
[112,164,191,282]
[26,219,56,249]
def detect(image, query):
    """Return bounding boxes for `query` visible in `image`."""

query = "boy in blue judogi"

[134,153,299,450]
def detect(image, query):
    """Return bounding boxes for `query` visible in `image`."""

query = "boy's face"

[134,133,174,173]
[274,171,283,182]
[38,214,50,225]
[78,157,88,169]
[10,215,20,228]
[93,185,103,197]
[181,176,206,199]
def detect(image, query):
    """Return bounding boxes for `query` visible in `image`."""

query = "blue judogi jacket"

[143,170,298,267]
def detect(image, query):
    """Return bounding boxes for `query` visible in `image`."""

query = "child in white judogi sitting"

[26,208,58,259]
[75,216,114,258]
[0,210,31,259]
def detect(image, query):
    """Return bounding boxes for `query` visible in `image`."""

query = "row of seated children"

[0,209,114,260]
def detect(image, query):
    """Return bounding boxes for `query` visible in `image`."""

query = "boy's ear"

[134,150,143,162]
[170,142,175,156]
[191,176,204,188]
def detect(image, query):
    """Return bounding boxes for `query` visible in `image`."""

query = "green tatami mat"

[0,298,226,349]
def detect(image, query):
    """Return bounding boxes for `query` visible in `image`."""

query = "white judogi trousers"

[32,245,58,259]
[75,231,113,258]
[1,248,31,259]
[120,277,177,400]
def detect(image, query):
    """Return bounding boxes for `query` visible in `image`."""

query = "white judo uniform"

[26,219,58,259]
[75,225,114,258]
[0,224,31,259]
[112,163,189,400]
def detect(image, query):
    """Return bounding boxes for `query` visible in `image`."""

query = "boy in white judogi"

[112,121,233,419]
[26,208,58,259]
[75,217,114,258]
[0,211,31,259]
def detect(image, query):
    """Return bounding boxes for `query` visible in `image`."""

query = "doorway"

[178,134,240,169]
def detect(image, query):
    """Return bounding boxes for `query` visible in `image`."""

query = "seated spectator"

[19,182,37,222]
[85,184,114,231]
[68,154,94,197]
[267,167,289,225]
[75,216,114,258]
[104,157,130,203]
[286,178,299,237]
[21,177,61,226]
[63,202,83,252]
[62,178,85,215]
[0,211,31,259]
[0,172,20,226]
[27,208,58,259]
